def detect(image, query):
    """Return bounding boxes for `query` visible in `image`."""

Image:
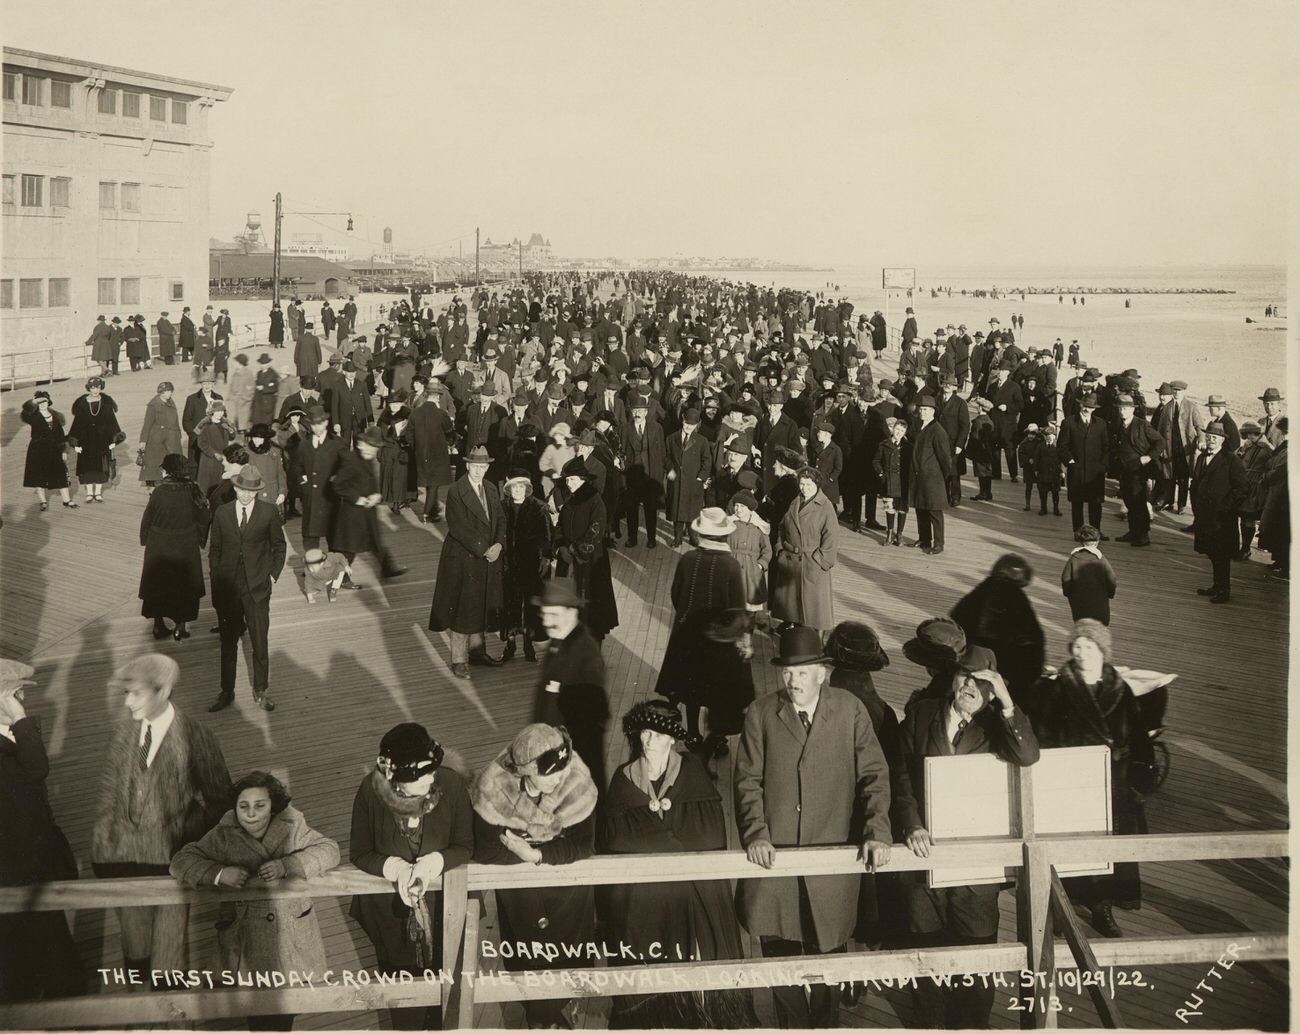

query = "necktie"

[240,506,248,529]
[1173,402,1180,427]
[953,718,968,746]
[139,723,152,769]
[797,710,812,733]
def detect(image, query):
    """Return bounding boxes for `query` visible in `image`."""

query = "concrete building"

[2,47,231,385]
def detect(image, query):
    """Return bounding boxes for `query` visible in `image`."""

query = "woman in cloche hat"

[348,723,472,1030]
[500,469,552,662]
[555,456,619,639]
[139,453,210,642]
[597,700,758,1028]
[68,376,124,504]
[653,507,755,759]
[21,390,75,511]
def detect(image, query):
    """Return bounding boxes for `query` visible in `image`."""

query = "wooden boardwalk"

[0,312,1288,1030]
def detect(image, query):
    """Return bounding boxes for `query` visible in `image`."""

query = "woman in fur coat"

[470,724,598,1029]
[194,400,237,495]
[171,771,338,1031]
[555,457,618,638]
[68,377,124,503]
[349,724,473,1031]
[245,424,287,512]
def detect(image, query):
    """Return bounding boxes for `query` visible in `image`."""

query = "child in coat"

[302,548,352,604]
[1060,524,1118,625]
[873,417,911,546]
[1034,423,1063,516]
[728,484,773,639]
[1017,425,1043,510]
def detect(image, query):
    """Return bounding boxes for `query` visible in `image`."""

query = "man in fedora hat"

[429,446,506,678]
[329,426,407,581]
[331,360,373,450]
[666,408,710,547]
[208,464,287,712]
[622,395,666,547]
[1204,394,1240,455]
[1114,394,1165,548]
[459,383,508,480]
[990,361,1024,481]
[909,396,953,555]
[531,580,609,796]
[735,624,892,1028]
[1058,393,1111,540]
[894,666,1038,1028]
[1190,421,1246,604]
[1259,387,1285,447]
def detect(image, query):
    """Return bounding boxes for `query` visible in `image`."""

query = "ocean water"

[689,265,1288,418]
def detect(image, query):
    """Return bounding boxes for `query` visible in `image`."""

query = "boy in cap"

[302,547,352,604]
[1034,423,1063,516]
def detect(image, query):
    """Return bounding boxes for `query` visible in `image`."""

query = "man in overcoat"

[331,360,373,449]
[1058,392,1110,539]
[937,376,970,478]
[770,469,839,631]
[297,405,341,553]
[759,391,803,496]
[622,397,666,547]
[156,312,176,366]
[1114,394,1165,548]
[893,667,1039,1028]
[295,322,323,380]
[410,389,455,523]
[178,307,196,364]
[829,385,867,531]
[909,397,954,555]
[91,654,230,990]
[429,446,506,678]
[990,361,1024,480]
[665,408,710,546]
[208,465,287,713]
[1190,421,1247,603]
[735,625,892,1028]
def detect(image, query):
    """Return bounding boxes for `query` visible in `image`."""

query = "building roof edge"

[3,47,234,98]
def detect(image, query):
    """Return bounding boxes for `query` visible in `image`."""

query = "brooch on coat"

[648,795,672,815]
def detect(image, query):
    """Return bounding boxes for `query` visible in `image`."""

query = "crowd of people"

[4,269,1291,1029]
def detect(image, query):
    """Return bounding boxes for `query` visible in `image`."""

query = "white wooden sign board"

[924,745,1113,889]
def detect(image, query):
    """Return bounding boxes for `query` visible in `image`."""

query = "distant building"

[2,47,232,383]
[209,253,357,299]
[282,232,349,264]
[480,233,553,272]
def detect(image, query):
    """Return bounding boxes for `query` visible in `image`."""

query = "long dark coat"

[409,401,455,488]
[1058,414,1110,498]
[665,431,710,522]
[156,319,176,360]
[69,394,122,483]
[770,489,837,630]
[908,420,953,510]
[556,482,618,636]
[950,576,1045,706]
[139,478,210,621]
[501,492,552,640]
[533,623,610,793]
[348,769,474,968]
[251,367,282,427]
[21,404,70,490]
[654,547,755,735]
[873,436,911,500]
[329,450,386,555]
[967,414,997,477]
[1190,448,1246,558]
[990,379,1023,441]
[298,434,343,540]
[734,687,892,951]
[1028,662,1155,910]
[269,308,285,346]
[138,394,183,483]
[598,754,757,1028]
[429,477,506,634]
[179,314,196,354]
[1258,440,1289,555]
[294,333,322,378]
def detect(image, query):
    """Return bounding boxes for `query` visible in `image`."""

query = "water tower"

[238,211,268,253]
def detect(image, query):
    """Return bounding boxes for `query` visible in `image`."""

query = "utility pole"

[272,192,282,307]
[519,239,523,279]
[475,227,480,286]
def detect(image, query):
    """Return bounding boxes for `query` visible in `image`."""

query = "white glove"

[412,852,445,885]
[382,856,414,885]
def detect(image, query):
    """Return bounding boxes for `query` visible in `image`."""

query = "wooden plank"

[1050,873,1125,1028]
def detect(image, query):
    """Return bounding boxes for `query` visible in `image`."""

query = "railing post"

[1013,764,1057,1028]
[440,866,469,1028]
[457,894,481,1029]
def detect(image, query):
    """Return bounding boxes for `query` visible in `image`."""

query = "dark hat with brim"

[356,426,384,448]
[306,404,329,424]
[902,617,967,670]
[561,456,593,480]
[825,621,890,672]
[378,722,444,783]
[1259,387,1284,403]
[623,700,698,746]
[532,581,585,609]
[770,625,833,667]
[232,464,265,493]
[160,453,190,480]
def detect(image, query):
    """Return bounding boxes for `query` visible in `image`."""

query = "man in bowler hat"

[208,464,287,712]
[734,625,892,1027]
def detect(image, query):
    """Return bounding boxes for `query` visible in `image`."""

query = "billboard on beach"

[883,267,916,290]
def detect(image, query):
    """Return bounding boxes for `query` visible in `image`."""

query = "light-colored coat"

[734,686,891,951]
[227,363,256,429]
[769,490,837,630]
[138,394,183,483]
[170,806,338,976]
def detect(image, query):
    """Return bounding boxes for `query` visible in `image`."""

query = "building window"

[121,182,141,213]
[51,80,72,108]
[170,280,185,301]
[2,174,14,208]
[98,278,116,305]
[150,95,166,121]
[120,277,141,304]
[50,177,71,208]
[99,181,117,210]
[48,278,71,307]
[123,91,141,117]
[2,73,15,101]
[171,100,188,125]
[98,88,117,114]
[20,279,44,308]
[20,174,43,208]
[0,280,12,308]
[21,75,43,106]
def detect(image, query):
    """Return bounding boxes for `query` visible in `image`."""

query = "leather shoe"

[253,694,275,712]
[647,539,657,550]
[1179,525,1196,535]
[1210,592,1231,604]
[152,624,171,640]
[925,546,945,556]
[382,564,408,579]
[208,694,234,713]
[451,663,471,679]
[1090,904,1123,938]
[864,520,886,531]
[501,638,517,662]
[1196,586,1218,596]
[1115,532,1134,542]
[625,537,637,547]
[1129,538,1150,547]
[468,650,502,667]
[1097,533,1110,542]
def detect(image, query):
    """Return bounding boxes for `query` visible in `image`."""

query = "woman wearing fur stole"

[470,723,598,1029]
[349,724,474,1030]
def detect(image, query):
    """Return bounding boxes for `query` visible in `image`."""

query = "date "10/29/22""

[1008,968,1151,1012]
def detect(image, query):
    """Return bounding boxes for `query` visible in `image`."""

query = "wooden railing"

[0,828,1285,1031]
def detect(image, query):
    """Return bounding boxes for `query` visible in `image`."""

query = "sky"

[4,0,1296,267]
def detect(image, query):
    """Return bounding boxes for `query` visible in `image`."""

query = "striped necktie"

[139,724,152,770]
[953,718,968,746]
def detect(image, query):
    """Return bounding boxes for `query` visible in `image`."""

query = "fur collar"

[569,482,599,506]
[247,437,274,455]
[470,747,598,842]
[370,768,442,817]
